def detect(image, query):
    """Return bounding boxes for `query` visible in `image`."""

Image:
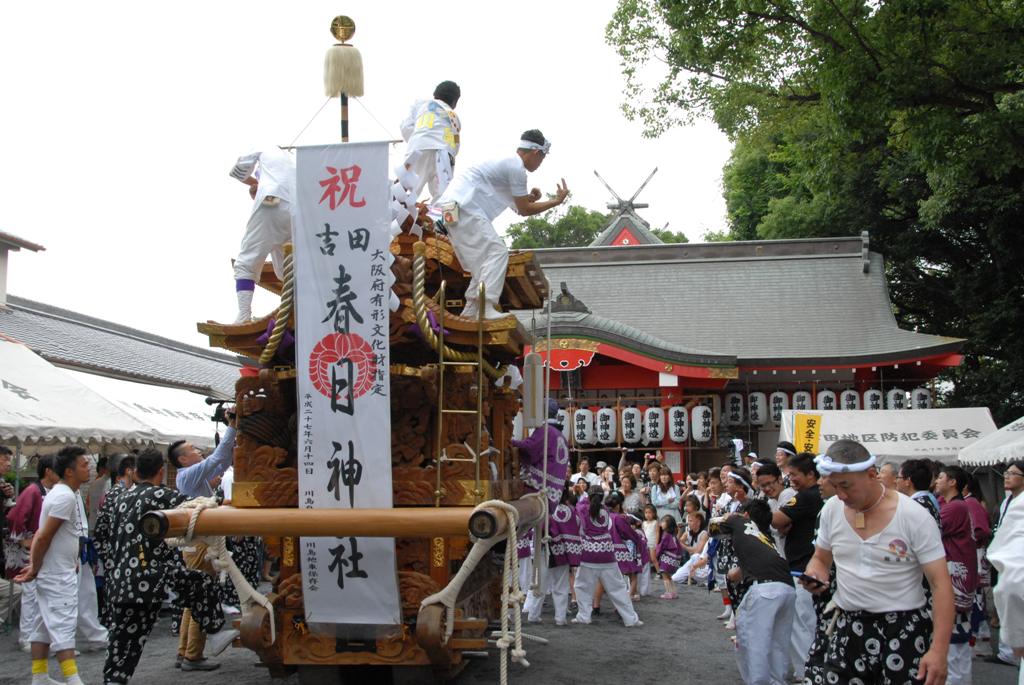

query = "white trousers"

[77,563,107,644]
[29,569,78,652]
[673,553,711,584]
[234,200,292,282]
[405,149,453,204]
[735,582,796,685]
[525,564,571,623]
[638,562,652,596]
[446,211,508,318]
[574,563,639,626]
[947,642,973,685]
[518,555,533,613]
[19,579,38,646]
[789,583,817,678]
[0,577,22,626]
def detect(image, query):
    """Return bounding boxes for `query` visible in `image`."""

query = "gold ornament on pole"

[323,15,364,142]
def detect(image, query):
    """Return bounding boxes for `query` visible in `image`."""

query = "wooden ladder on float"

[433,280,487,507]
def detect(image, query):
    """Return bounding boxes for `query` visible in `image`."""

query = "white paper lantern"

[644,407,665,443]
[622,407,642,444]
[556,409,570,439]
[886,388,908,410]
[725,392,744,426]
[691,405,713,443]
[769,391,789,426]
[573,408,594,445]
[911,387,932,410]
[816,389,838,411]
[712,394,724,426]
[668,406,689,443]
[863,388,883,411]
[792,391,812,411]
[748,392,768,426]
[597,407,617,444]
[840,389,860,411]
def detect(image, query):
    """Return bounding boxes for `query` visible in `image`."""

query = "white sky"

[0,1,731,347]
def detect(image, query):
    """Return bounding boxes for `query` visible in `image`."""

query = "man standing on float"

[437,130,568,320]
[399,80,461,202]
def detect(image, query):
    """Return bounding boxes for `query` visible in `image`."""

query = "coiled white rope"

[418,495,547,685]
[165,497,277,643]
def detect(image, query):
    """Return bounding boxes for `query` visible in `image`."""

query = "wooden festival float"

[144,208,551,683]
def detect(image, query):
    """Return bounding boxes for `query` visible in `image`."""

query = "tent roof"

[0,339,155,448]
[65,370,218,450]
[779,407,996,465]
[959,416,1024,466]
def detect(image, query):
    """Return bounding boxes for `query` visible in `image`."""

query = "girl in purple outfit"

[572,493,642,626]
[655,515,682,599]
[607,492,645,600]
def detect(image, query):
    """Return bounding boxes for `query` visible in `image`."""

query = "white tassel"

[323,44,364,97]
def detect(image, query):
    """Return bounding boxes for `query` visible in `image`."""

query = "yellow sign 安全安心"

[794,413,822,455]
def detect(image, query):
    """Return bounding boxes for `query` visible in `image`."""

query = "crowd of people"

[0,412,272,685]
[513,436,1024,685]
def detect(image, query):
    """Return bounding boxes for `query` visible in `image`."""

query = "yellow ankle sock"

[32,658,47,675]
[59,658,78,677]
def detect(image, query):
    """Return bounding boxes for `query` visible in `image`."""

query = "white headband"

[814,453,877,475]
[519,139,551,155]
[777,446,796,456]
[727,471,752,492]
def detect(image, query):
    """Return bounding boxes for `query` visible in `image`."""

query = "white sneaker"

[205,627,239,656]
[554,619,567,626]
[625,620,644,627]
[570,617,590,625]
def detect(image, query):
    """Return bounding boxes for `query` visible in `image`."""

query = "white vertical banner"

[293,143,400,625]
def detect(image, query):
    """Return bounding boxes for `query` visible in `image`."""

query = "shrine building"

[520,220,964,474]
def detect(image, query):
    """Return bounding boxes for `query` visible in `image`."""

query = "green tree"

[650,227,689,243]
[608,0,1024,423]
[507,205,610,249]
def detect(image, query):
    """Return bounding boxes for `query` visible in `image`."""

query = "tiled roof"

[0,231,45,252]
[527,235,964,366]
[0,296,244,398]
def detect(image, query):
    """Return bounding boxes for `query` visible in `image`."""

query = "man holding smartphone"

[803,440,952,685]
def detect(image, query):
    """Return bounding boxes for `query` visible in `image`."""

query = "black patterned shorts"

[814,607,932,685]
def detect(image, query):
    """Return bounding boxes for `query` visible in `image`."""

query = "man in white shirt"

[570,457,600,488]
[437,130,569,320]
[16,446,93,685]
[803,440,953,685]
[229,147,296,323]
[398,81,461,203]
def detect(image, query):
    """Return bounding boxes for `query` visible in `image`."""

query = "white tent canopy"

[0,340,155,451]
[958,416,1024,466]
[780,407,996,465]
[64,370,218,450]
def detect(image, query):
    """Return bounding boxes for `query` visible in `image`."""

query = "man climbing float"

[437,129,569,320]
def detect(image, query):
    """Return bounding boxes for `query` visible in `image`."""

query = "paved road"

[0,584,1016,684]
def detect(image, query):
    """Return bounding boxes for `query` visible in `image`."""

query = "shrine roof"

[0,295,244,398]
[522,234,964,367]
[589,210,664,247]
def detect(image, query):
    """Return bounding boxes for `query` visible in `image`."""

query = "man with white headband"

[437,129,569,320]
[802,440,953,685]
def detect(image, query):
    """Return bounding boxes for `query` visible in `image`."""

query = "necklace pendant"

[855,512,866,529]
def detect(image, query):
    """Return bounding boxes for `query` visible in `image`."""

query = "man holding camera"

[166,412,238,670]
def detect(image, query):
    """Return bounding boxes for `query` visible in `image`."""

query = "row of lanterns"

[726,387,932,427]
[571,405,714,445]
[563,387,933,446]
